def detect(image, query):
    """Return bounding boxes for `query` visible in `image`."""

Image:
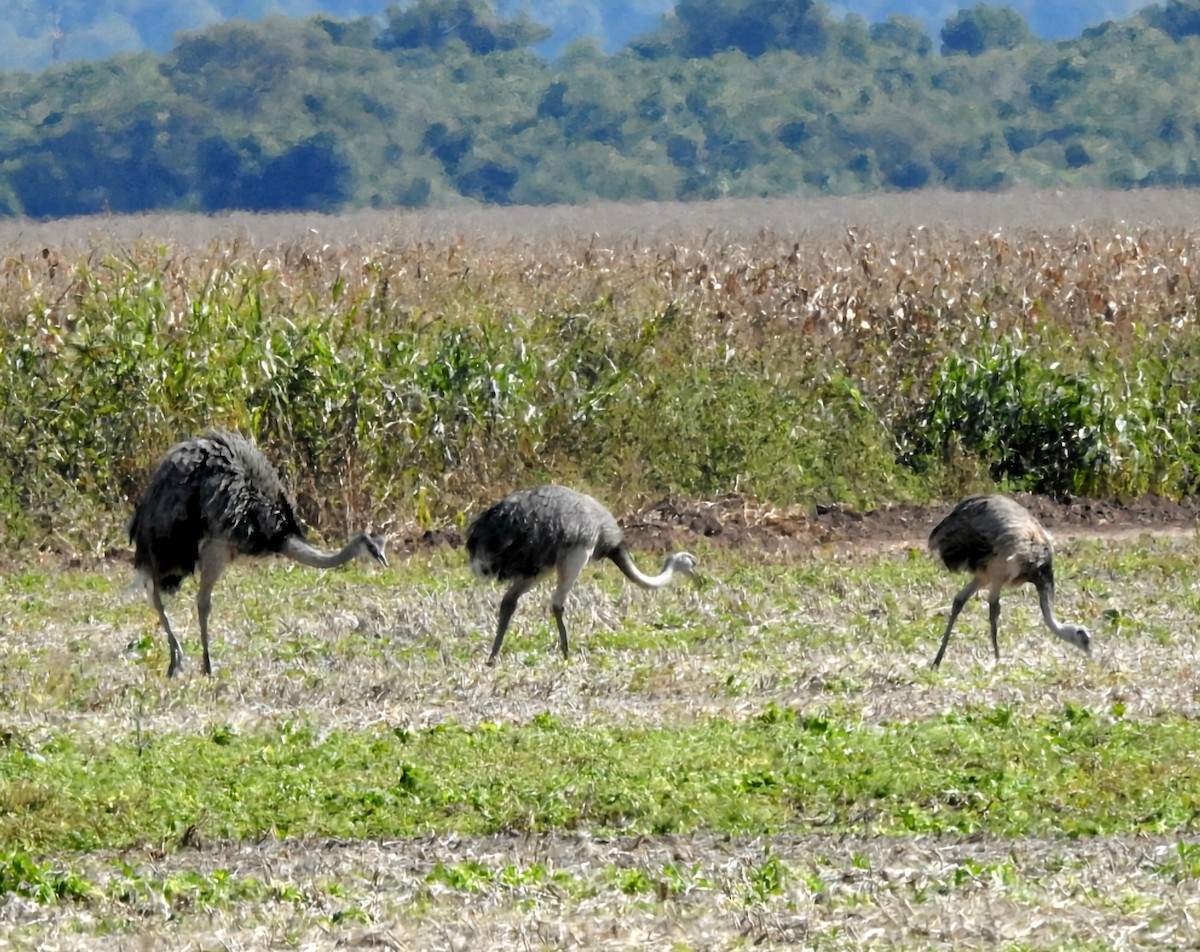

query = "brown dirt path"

[392,492,1200,560]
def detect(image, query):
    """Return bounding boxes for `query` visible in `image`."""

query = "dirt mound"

[394,492,1200,560]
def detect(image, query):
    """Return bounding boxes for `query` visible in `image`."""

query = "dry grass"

[6,190,1200,384]
[5,831,1198,950]
[6,536,1194,740]
[8,188,1200,247]
[2,528,1199,948]
[10,190,1200,341]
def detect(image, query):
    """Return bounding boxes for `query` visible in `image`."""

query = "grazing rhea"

[128,430,387,677]
[928,494,1090,669]
[467,484,699,664]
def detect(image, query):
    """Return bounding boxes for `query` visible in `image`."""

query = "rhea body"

[928,493,1090,669]
[128,430,387,677]
[467,484,699,664]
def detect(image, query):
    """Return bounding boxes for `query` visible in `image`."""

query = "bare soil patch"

[392,492,1200,561]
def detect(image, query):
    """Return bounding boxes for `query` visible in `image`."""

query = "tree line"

[3,0,1200,217]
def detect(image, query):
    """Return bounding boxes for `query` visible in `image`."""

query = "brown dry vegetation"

[5,188,1200,548]
[10,188,1200,347]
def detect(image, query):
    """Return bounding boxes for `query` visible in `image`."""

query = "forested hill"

[3,1,1143,72]
[3,0,1200,218]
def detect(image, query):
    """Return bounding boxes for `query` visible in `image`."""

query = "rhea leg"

[988,592,1002,660]
[196,542,231,677]
[489,576,537,665]
[150,585,185,678]
[551,546,591,659]
[932,579,979,670]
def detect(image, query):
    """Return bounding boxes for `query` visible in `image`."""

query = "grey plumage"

[466,484,699,664]
[928,493,1090,669]
[128,430,387,677]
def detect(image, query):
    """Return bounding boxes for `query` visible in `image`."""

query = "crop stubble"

[2,524,1200,949]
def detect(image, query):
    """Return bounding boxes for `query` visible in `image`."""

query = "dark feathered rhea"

[128,430,387,677]
[129,430,300,592]
[467,484,699,664]
[927,494,1090,669]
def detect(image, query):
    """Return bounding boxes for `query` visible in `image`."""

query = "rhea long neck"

[611,547,682,589]
[1037,582,1076,637]
[280,533,366,569]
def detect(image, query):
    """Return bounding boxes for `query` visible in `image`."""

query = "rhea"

[467,484,699,664]
[928,494,1091,669]
[128,430,387,677]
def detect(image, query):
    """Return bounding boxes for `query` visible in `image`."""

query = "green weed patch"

[1,709,1196,854]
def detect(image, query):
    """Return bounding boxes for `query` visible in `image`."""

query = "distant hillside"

[2,0,1199,217]
[4,0,1153,72]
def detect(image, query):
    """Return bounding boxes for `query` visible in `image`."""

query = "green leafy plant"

[898,337,1114,498]
[0,851,92,903]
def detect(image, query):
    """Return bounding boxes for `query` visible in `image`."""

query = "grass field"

[5,192,1200,948]
[1,526,1198,949]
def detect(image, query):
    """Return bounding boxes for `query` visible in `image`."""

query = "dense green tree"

[869,13,932,55]
[312,13,380,47]
[164,19,313,112]
[1141,0,1200,39]
[195,136,248,211]
[662,0,831,58]
[940,4,1035,56]
[9,116,189,217]
[242,133,352,210]
[378,0,550,54]
[455,158,519,202]
[4,0,1200,213]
